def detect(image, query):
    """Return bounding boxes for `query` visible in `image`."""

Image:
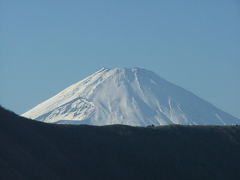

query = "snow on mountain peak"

[22,67,239,126]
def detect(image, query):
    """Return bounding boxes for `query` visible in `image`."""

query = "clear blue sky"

[0,0,240,118]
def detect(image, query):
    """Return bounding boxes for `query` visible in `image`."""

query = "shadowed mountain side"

[1,106,240,180]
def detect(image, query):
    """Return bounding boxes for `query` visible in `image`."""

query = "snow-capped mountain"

[22,68,239,126]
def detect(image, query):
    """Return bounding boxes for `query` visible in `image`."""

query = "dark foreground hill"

[1,106,240,180]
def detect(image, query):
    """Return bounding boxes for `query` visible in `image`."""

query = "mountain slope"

[1,106,240,180]
[22,68,239,125]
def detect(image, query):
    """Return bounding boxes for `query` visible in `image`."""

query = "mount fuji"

[22,68,239,126]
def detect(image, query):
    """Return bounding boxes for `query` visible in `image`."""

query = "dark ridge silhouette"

[0,105,240,180]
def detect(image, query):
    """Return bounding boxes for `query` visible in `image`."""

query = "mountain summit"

[22,68,239,126]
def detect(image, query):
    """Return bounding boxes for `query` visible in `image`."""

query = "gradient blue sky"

[0,0,240,118]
